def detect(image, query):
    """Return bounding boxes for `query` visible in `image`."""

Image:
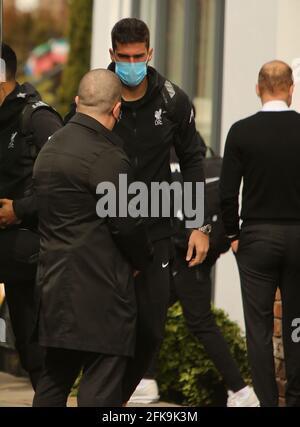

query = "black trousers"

[0,229,44,390]
[4,280,44,389]
[33,347,127,407]
[122,238,172,402]
[172,255,245,392]
[236,224,300,407]
[145,253,246,393]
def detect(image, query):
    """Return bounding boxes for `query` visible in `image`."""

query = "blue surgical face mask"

[115,61,147,87]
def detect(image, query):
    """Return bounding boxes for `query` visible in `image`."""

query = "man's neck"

[121,77,148,102]
[261,95,289,105]
[0,80,17,106]
[77,108,114,131]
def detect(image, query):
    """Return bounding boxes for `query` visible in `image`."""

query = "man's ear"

[256,84,261,98]
[289,84,295,98]
[109,48,115,62]
[113,101,122,118]
[148,48,154,63]
[75,96,79,109]
[0,83,5,106]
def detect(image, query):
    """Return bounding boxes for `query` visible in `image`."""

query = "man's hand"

[0,199,18,228]
[231,240,239,254]
[186,229,209,268]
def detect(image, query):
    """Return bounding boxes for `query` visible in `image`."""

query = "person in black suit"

[32,69,152,407]
[220,60,300,407]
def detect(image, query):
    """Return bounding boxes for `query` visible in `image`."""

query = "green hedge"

[157,303,251,407]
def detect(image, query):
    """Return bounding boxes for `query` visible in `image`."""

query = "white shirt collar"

[261,100,290,112]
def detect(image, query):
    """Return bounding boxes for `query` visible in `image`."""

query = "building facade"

[91,0,300,329]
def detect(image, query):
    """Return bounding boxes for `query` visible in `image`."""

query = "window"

[134,0,224,150]
[135,0,224,151]
[164,0,185,88]
[193,0,225,150]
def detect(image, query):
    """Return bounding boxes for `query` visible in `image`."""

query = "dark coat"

[33,113,151,357]
[65,66,206,241]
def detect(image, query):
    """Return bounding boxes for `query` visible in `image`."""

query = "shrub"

[157,303,251,407]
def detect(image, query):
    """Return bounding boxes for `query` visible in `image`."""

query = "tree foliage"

[58,0,93,116]
[4,4,67,69]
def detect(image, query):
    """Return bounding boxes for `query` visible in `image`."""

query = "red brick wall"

[273,289,286,406]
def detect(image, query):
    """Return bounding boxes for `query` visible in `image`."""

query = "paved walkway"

[0,372,33,407]
[0,372,179,407]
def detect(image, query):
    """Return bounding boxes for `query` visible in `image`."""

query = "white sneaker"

[128,379,160,404]
[227,386,260,407]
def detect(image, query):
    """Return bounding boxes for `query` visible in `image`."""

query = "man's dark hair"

[111,18,150,50]
[1,43,17,80]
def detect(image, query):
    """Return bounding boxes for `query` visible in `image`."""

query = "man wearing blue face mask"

[114,59,148,88]
[107,18,210,404]
[65,18,210,403]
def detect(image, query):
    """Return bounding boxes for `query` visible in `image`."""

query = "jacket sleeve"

[89,150,153,271]
[13,108,63,222]
[172,90,207,228]
[219,123,243,239]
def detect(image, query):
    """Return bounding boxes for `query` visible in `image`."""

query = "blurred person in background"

[0,43,62,389]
